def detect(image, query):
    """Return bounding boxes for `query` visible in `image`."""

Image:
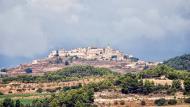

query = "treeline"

[164,54,190,71]
[2,65,115,84]
[114,65,190,95]
[141,65,190,80]
[115,73,182,95]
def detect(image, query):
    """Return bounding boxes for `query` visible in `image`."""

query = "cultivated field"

[0,77,104,94]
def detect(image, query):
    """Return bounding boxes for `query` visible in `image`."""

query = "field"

[0,77,104,94]
[94,91,189,107]
[0,93,49,105]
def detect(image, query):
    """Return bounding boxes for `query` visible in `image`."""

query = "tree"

[143,80,155,95]
[15,99,21,107]
[0,68,7,72]
[50,88,95,107]
[25,68,32,73]
[3,98,14,107]
[172,80,181,90]
[65,60,70,65]
[184,78,190,93]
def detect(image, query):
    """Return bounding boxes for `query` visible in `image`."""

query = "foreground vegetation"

[2,65,115,84]
[1,65,190,106]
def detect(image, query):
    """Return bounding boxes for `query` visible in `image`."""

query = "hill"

[163,54,190,71]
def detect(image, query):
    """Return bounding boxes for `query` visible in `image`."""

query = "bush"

[184,98,190,103]
[0,91,4,95]
[114,101,118,105]
[172,80,181,90]
[141,100,146,105]
[166,88,176,95]
[120,100,125,105]
[36,88,43,93]
[168,99,177,105]
[25,68,32,73]
[3,98,14,107]
[155,98,166,106]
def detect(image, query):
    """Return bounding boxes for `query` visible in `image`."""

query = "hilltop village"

[1,48,190,107]
[3,46,158,76]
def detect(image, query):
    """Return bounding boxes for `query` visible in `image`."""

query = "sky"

[0,0,190,68]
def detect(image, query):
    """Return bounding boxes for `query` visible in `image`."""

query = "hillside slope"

[164,54,190,71]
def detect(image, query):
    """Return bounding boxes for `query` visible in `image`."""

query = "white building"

[48,46,126,61]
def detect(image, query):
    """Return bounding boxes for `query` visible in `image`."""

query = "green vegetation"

[171,79,181,90]
[15,100,20,107]
[184,78,190,94]
[63,84,82,92]
[2,98,14,107]
[49,88,94,107]
[115,73,170,95]
[154,98,167,106]
[155,98,177,106]
[0,93,50,99]
[168,99,177,105]
[1,65,190,106]
[164,54,190,71]
[36,88,43,93]
[2,65,115,83]
[141,65,190,80]
[0,92,4,95]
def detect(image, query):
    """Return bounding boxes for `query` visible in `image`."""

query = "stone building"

[48,46,126,61]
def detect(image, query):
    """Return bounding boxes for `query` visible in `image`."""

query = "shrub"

[65,61,69,65]
[16,89,22,92]
[0,91,4,95]
[172,80,181,90]
[15,99,21,107]
[184,78,190,92]
[155,98,166,106]
[114,101,118,105]
[166,88,176,95]
[46,89,56,93]
[3,98,14,107]
[120,100,125,105]
[36,88,43,93]
[25,68,32,73]
[141,100,146,105]
[168,99,177,105]
[184,98,190,103]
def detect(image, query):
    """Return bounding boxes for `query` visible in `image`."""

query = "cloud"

[0,0,190,61]
[0,3,47,57]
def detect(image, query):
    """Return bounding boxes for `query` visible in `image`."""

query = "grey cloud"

[0,0,190,61]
